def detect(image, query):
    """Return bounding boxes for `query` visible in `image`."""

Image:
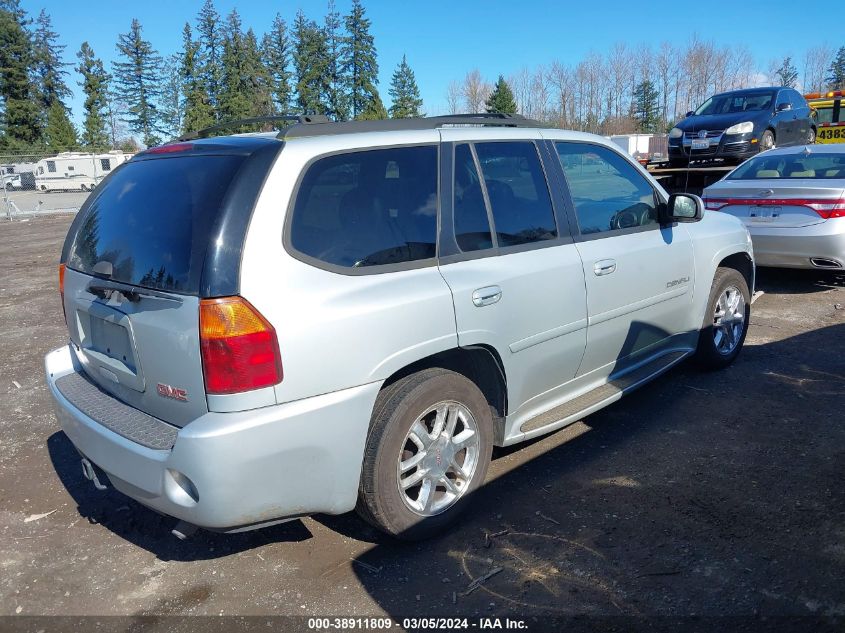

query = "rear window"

[728,152,845,180]
[67,155,246,293]
[289,146,438,269]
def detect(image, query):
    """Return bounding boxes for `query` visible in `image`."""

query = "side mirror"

[685,110,695,118]
[660,193,704,224]
[776,102,792,112]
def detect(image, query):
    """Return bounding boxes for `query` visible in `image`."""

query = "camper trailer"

[34,151,128,192]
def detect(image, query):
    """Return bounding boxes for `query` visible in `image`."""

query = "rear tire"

[694,267,750,370]
[356,368,493,540]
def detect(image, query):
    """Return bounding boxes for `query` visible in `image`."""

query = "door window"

[453,144,493,252]
[776,91,791,110]
[473,142,557,247]
[101,158,111,171]
[47,161,56,173]
[788,90,806,110]
[289,146,438,269]
[556,142,658,235]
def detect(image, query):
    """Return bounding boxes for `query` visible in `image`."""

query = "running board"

[520,351,688,434]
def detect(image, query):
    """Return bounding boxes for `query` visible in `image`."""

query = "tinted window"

[67,155,246,293]
[727,151,845,180]
[695,92,775,115]
[290,146,437,268]
[453,144,493,252]
[101,158,111,171]
[776,91,790,108]
[47,161,56,172]
[556,142,658,234]
[474,142,557,247]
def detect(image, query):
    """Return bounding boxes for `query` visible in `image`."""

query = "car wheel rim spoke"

[396,399,481,517]
[712,285,745,355]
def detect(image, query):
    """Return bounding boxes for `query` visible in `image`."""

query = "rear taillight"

[702,197,845,218]
[58,263,66,322]
[199,296,283,395]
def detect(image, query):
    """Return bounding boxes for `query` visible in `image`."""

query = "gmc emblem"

[157,383,188,402]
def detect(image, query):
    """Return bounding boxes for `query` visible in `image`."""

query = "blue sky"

[21,0,827,125]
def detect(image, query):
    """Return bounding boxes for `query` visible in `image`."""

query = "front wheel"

[356,368,493,540]
[760,129,775,151]
[694,267,750,370]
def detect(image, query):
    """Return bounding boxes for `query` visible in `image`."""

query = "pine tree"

[44,100,77,148]
[218,9,251,122]
[775,57,798,88]
[196,0,223,117]
[485,75,517,114]
[159,54,183,138]
[388,55,423,118]
[633,80,660,133]
[0,0,40,148]
[292,10,329,115]
[261,13,292,115]
[358,91,387,120]
[827,46,845,90]
[341,0,380,119]
[32,10,71,112]
[180,23,214,134]
[76,42,110,149]
[243,27,272,118]
[323,0,348,121]
[113,18,163,147]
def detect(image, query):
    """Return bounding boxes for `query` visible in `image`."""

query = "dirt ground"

[1,214,843,627]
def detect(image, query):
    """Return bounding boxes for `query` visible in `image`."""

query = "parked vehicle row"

[45,114,753,540]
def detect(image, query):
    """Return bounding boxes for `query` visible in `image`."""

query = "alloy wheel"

[396,400,480,516]
[712,285,746,355]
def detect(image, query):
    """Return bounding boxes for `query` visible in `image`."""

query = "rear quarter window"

[67,155,247,293]
[289,145,438,269]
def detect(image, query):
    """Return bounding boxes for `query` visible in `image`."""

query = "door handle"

[594,259,617,276]
[472,286,502,307]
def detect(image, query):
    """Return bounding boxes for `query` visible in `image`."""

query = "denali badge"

[157,383,188,402]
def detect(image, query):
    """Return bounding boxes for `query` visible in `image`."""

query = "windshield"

[695,92,775,116]
[727,152,845,180]
[67,155,246,294]
[812,104,837,124]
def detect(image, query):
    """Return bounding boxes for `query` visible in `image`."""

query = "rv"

[34,151,129,192]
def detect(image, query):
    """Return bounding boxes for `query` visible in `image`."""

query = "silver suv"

[45,114,754,540]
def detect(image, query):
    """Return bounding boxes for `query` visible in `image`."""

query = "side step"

[520,351,688,433]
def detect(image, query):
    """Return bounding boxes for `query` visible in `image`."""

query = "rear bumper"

[748,218,845,269]
[45,345,380,530]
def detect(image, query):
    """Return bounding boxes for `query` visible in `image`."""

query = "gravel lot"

[1,214,843,627]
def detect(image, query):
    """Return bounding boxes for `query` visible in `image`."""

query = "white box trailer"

[608,134,669,164]
[34,151,129,192]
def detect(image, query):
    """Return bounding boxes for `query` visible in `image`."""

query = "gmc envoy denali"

[45,114,754,539]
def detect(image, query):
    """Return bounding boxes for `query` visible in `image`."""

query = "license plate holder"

[750,206,780,222]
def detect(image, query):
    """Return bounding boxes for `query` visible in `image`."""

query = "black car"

[668,87,815,167]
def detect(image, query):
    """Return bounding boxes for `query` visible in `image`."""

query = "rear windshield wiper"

[87,282,180,304]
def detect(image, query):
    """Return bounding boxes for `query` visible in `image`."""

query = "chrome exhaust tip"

[810,258,842,269]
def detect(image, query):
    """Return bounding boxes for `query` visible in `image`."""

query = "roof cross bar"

[176,114,331,142]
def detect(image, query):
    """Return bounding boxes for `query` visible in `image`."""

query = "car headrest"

[755,170,780,178]
[787,170,815,178]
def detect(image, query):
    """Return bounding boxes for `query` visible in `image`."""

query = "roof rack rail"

[278,112,545,139]
[176,114,330,142]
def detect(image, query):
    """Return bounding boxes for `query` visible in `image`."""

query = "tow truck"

[804,90,844,144]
